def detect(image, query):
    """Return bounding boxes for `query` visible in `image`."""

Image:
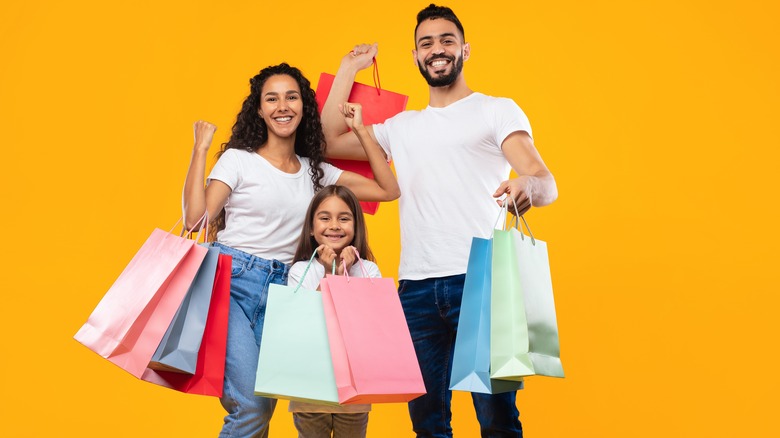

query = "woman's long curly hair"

[209,63,327,240]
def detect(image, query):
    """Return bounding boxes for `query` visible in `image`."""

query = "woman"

[182,63,398,437]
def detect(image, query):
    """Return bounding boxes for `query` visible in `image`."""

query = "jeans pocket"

[230,259,248,278]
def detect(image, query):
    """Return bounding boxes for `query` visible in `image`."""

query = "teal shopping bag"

[490,216,564,380]
[450,237,523,394]
[254,255,340,406]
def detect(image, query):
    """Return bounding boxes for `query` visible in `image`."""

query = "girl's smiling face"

[311,195,355,253]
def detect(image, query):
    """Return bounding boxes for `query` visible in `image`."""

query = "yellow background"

[1,0,777,436]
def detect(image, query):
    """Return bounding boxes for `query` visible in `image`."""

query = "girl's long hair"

[209,63,327,241]
[292,185,375,264]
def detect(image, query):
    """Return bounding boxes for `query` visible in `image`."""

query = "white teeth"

[275,116,292,122]
[431,60,448,67]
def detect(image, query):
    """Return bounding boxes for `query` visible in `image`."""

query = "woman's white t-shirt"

[207,149,342,264]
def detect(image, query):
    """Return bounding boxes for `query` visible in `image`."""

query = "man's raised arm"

[321,43,382,161]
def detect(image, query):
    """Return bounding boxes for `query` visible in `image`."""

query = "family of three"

[182,4,557,438]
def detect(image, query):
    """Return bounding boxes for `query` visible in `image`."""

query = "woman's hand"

[193,120,217,152]
[340,102,365,131]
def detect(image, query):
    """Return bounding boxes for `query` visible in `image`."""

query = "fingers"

[340,102,362,117]
[194,120,217,133]
[350,43,378,57]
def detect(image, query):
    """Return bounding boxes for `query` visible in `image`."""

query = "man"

[321,4,558,437]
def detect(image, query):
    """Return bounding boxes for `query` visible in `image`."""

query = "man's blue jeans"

[213,243,289,438]
[399,275,522,438]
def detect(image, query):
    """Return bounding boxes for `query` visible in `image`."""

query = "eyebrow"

[263,90,301,97]
[417,32,458,45]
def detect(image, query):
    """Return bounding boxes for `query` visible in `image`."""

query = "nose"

[277,98,289,112]
[431,42,445,54]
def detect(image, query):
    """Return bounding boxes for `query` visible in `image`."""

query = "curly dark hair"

[209,63,327,240]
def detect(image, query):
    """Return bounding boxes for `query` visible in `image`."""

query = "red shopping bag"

[315,60,408,215]
[141,253,232,396]
[320,260,425,404]
[74,218,208,378]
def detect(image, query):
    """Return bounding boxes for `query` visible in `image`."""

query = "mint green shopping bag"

[254,254,340,406]
[490,215,564,380]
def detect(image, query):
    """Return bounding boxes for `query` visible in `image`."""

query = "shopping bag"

[321,257,425,404]
[254,254,340,406]
[74,217,208,378]
[450,237,524,394]
[490,216,564,380]
[149,244,220,374]
[315,60,408,215]
[141,252,232,396]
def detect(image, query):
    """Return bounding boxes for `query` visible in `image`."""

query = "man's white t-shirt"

[208,149,342,264]
[373,92,532,280]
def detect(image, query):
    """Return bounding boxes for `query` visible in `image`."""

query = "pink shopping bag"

[74,218,208,378]
[320,262,425,404]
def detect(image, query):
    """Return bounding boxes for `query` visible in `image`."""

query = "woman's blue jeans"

[399,275,523,438]
[213,243,289,438]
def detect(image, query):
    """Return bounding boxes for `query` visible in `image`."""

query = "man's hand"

[340,43,378,73]
[493,176,533,216]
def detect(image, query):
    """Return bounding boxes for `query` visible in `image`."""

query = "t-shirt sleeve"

[288,261,325,290]
[365,261,382,278]
[492,98,533,149]
[207,149,240,190]
[320,160,344,186]
[371,122,392,161]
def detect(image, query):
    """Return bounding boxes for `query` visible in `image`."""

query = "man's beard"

[417,53,464,87]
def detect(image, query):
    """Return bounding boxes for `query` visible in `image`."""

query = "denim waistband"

[210,242,288,273]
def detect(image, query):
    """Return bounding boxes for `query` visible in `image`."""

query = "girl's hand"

[337,246,358,275]
[316,244,337,272]
[193,120,217,152]
[339,102,365,131]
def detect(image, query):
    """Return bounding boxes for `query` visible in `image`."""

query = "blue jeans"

[292,412,369,438]
[213,242,289,438]
[399,275,523,438]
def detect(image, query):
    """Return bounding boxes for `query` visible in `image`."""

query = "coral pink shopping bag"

[320,259,425,404]
[74,218,208,378]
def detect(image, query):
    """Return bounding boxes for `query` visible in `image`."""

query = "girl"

[182,63,398,437]
[287,185,380,438]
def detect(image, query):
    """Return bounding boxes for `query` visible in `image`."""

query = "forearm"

[182,147,209,230]
[353,126,399,201]
[523,172,558,207]
[322,64,360,144]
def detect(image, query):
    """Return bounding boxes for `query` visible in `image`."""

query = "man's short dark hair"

[415,4,465,42]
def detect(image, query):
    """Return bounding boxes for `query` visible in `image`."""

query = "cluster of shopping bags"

[74,217,232,397]
[450,212,564,394]
[255,254,426,405]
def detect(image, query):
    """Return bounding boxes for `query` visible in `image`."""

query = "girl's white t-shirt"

[207,149,342,264]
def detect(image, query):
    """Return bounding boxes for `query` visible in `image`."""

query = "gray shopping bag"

[148,244,220,374]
